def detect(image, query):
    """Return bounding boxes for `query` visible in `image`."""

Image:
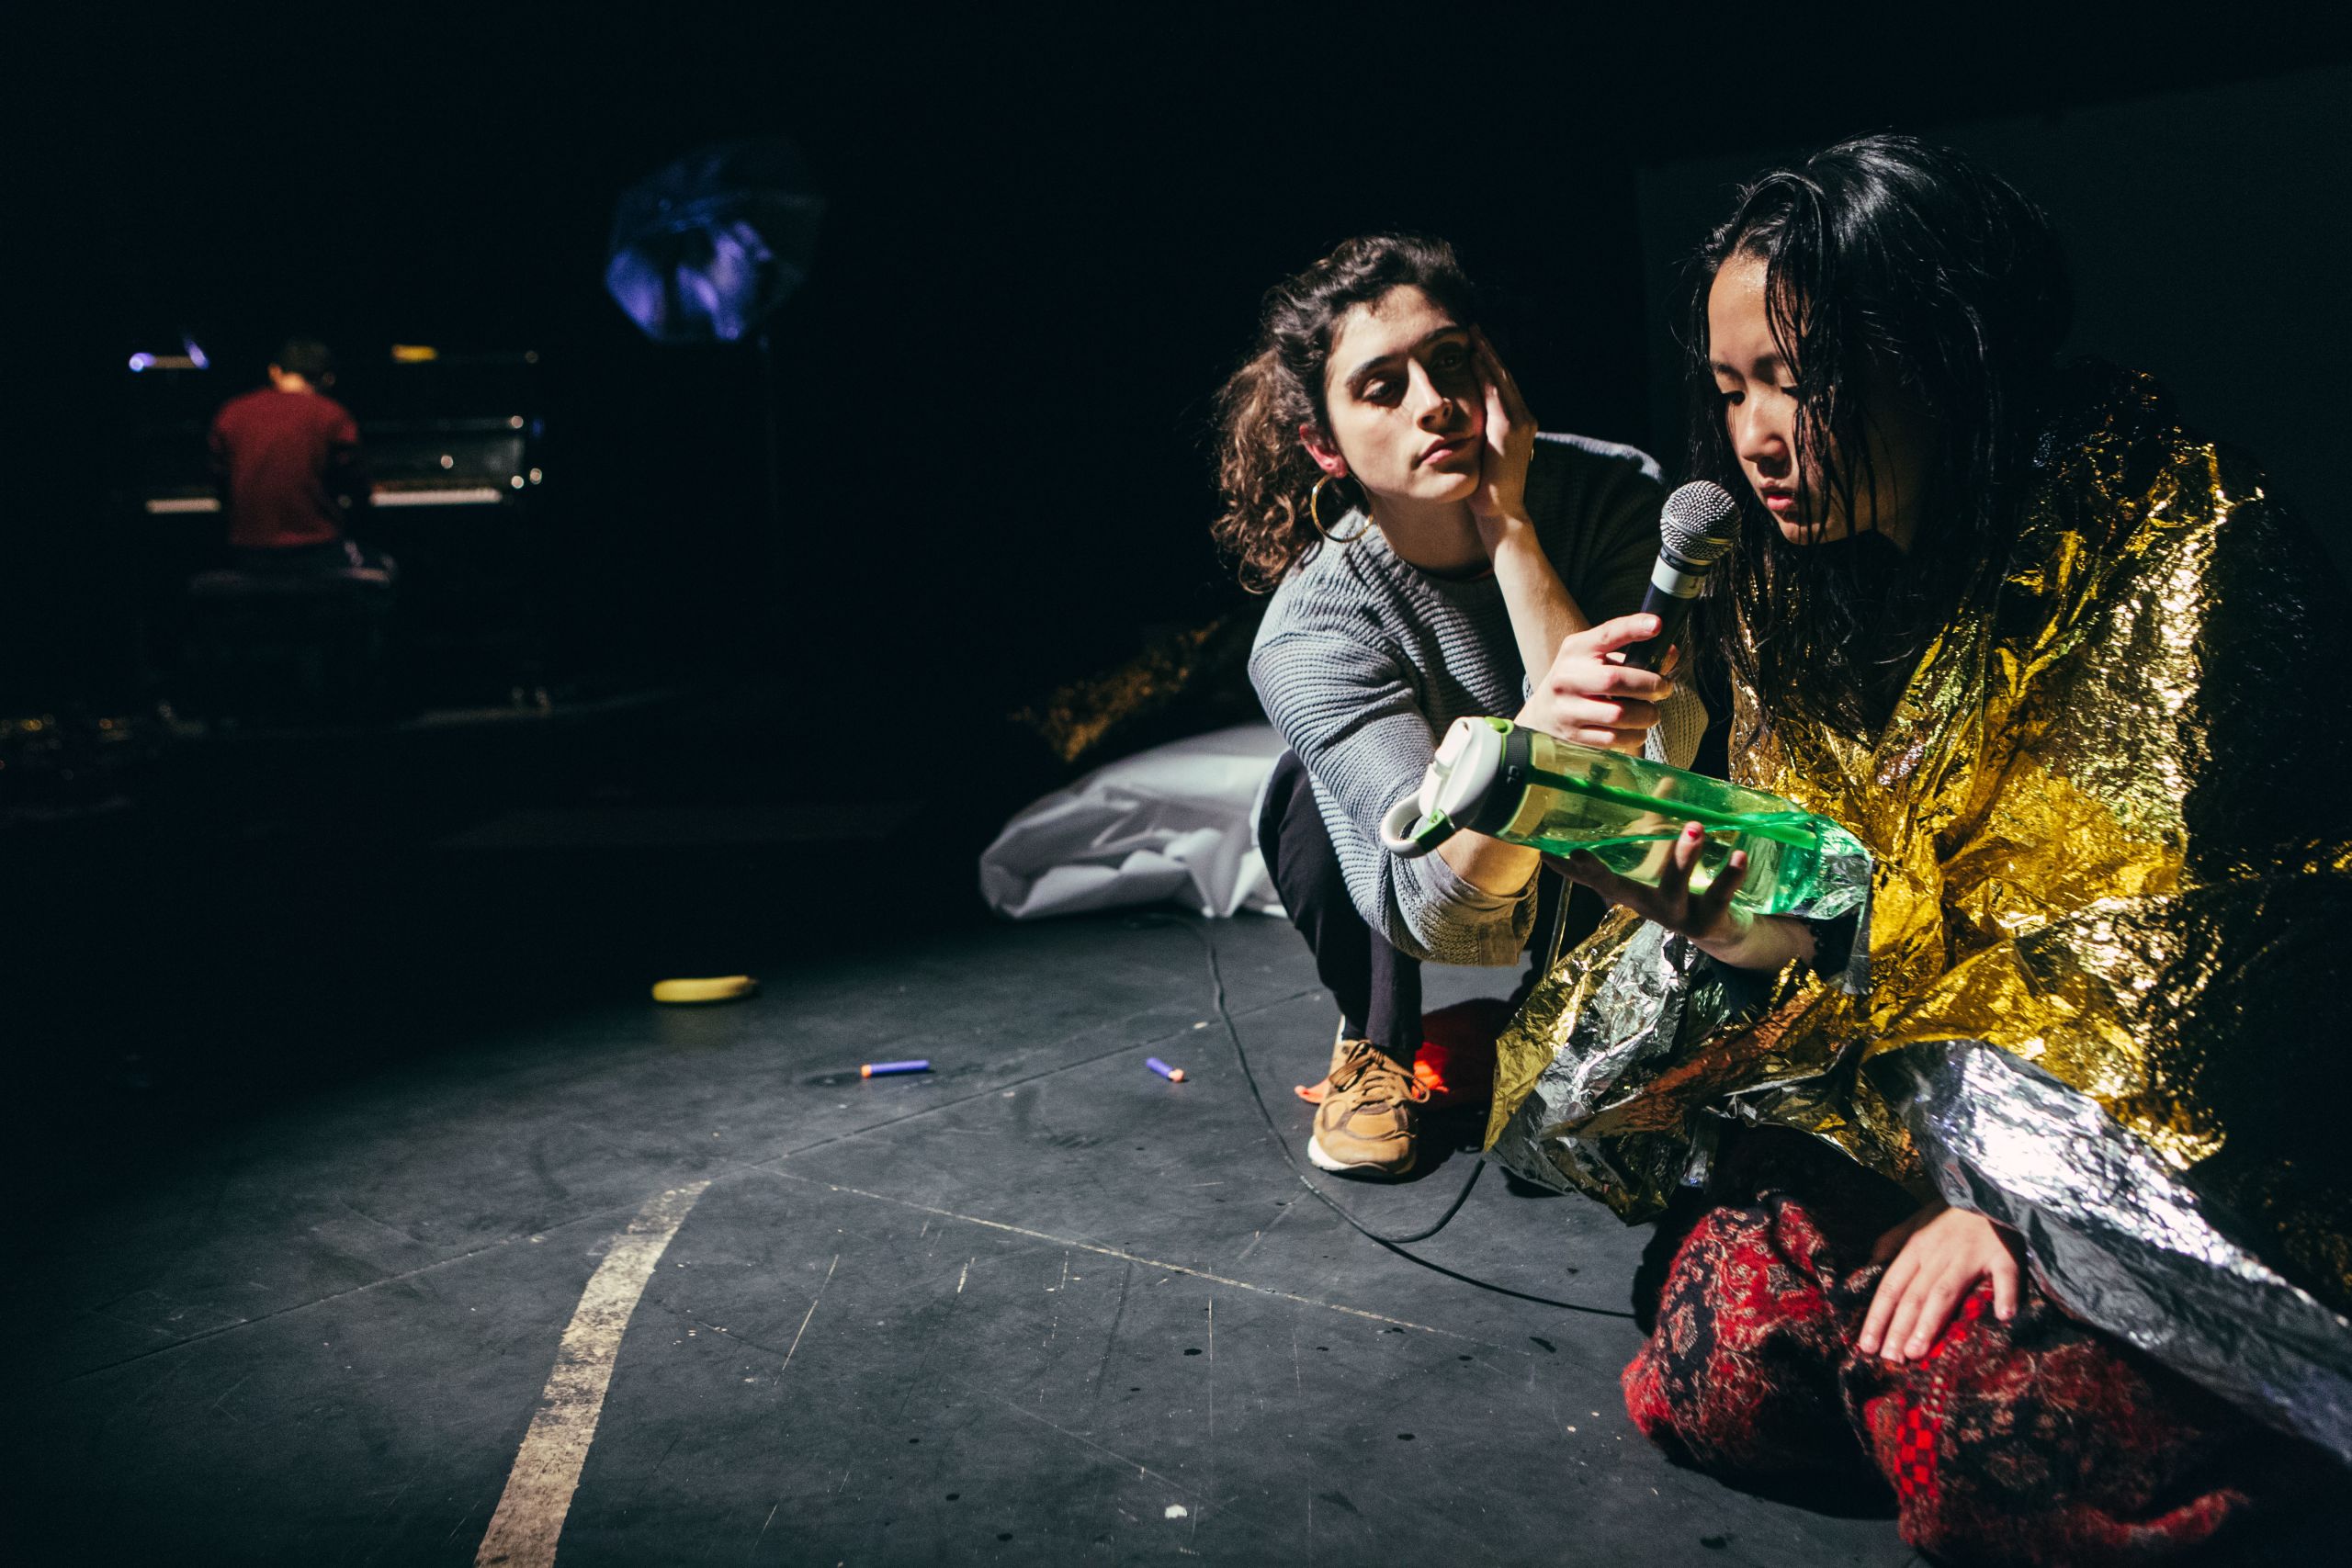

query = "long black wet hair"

[1684,134,2073,736]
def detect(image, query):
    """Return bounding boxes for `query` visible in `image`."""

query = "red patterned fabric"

[1623,1133,2308,1565]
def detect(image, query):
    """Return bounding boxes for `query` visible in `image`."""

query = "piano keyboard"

[144,484,510,515]
[371,486,506,507]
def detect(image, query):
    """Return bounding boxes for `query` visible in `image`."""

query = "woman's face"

[1707,254,1925,548]
[1306,286,1484,509]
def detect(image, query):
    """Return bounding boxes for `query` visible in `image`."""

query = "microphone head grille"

[1660,480,1741,567]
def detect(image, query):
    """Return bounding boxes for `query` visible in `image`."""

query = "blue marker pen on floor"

[1146,1057,1186,1083]
[862,1059,931,1077]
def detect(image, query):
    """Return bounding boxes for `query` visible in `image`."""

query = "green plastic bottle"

[1377,717,1862,918]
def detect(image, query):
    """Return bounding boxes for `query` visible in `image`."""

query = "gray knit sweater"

[1249,433,1706,966]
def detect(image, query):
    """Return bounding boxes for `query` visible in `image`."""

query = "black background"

[17,8,2349,729]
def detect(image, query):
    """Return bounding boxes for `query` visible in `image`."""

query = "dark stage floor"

[11,906,1930,1566]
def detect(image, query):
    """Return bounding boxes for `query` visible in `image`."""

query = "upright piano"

[123,348,555,704]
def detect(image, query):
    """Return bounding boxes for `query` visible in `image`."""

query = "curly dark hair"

[1212,234,1480,593]
[1682,134,2073,736]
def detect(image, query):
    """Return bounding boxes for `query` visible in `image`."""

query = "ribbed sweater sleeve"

[1250,624,1537,964]
[1248,434,1702,967]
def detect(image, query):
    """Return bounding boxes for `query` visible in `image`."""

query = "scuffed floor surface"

[11,912,1917,1565]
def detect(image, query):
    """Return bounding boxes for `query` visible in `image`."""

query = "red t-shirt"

[208,388,363,549]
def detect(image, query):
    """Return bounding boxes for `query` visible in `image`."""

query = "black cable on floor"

[1134,913,1636,1321]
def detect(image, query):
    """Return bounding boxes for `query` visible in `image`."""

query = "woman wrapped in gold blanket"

[1488,134,2351,1563]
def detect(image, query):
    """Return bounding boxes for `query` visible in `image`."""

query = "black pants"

[1257,750,1589,1066]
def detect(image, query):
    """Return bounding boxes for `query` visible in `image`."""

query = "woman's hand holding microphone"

[1453,324,1793,978]
[1465,325,1809,972]
[1439,332,1683,898]
[1466,327,1679,756]
[1517,618,1812,970]
[1520,615,1677,754]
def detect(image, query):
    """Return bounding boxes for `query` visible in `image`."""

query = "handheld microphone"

[1623,480,1740,671]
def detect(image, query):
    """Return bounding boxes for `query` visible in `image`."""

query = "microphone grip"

[1623,581,1695,672]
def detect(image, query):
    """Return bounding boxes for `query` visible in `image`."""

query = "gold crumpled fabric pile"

[1487,367,2352,1457]
[1012,611,1263,766]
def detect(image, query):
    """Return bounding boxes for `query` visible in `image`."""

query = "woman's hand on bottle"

[1467,328,1539,546]
[1859,1201,2023,1364]
[1553,822,1814,972]
[1521,615,1675,753]
[1555,820,1746,945]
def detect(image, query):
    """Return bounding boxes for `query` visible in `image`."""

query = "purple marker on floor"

[861,1059,931,1078]
[1146,1057,1186,1083]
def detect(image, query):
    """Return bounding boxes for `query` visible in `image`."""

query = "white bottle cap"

[1379,718,1509,856]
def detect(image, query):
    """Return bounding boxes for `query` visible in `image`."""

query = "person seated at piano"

[207,338,390,581]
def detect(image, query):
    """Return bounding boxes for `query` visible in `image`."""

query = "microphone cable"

[1132,906,1635,1321]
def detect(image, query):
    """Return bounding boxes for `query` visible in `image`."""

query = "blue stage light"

[605,139,825,344]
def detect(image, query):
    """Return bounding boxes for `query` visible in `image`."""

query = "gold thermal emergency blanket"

[1487,367,2352,1459]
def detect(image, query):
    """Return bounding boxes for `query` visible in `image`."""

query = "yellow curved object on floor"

[650,976,759,1004]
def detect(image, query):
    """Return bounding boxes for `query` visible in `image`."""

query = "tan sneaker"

[1307,1031,1429,1178]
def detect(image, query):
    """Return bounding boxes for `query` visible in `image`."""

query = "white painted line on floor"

[780,1254,838,1377]
[763,1168,1485,1343]
[475,1179,710,1568]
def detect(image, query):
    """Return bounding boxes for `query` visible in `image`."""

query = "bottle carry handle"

[1380,795,1452,858]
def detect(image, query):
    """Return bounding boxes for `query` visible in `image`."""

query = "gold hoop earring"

[1308,474,1366,543]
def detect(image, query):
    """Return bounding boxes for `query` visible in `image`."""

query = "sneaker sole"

[1306,1134,1415,1179]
